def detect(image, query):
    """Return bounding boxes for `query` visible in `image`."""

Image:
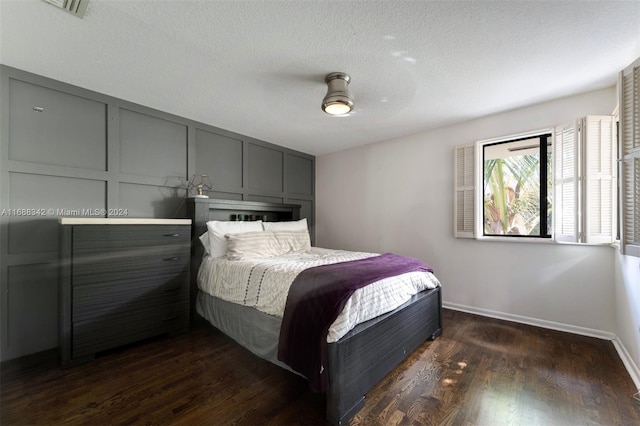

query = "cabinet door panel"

[71,250,188,286]
[119,108,187,178]
[72,273,189,321]
[73,225,190,250]
[9,79,107,170]
[72,303,188,358]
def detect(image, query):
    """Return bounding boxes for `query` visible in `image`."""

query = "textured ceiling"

[1,0,639,156]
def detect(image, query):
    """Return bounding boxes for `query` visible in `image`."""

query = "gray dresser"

[58,218,191,367]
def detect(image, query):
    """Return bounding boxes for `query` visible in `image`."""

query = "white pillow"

[225,229,311,260]
[199,232,211,255]
[205,220,263,258]
[262,218,308,231]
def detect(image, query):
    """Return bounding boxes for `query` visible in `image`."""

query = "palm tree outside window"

[482,134,552,237]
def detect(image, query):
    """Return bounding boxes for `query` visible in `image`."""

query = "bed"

[186,198,443,425]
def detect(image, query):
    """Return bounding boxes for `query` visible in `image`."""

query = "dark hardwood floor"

[2,309,639,425]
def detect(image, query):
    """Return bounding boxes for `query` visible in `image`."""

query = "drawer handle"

[163,257,181,262]
[162,315,179,322]
[163,233,181,237]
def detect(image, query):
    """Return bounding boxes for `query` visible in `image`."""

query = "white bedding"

[197,247,441,342]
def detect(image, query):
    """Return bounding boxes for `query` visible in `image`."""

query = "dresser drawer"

[72,302,188,358]
[71,248,188,286]
[73,225,190,251]
[72,272,189,322]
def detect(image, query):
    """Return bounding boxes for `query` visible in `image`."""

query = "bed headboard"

[187,198,301,242]
[185,198,301,320]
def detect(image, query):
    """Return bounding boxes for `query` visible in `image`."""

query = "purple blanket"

[277,253,434,392]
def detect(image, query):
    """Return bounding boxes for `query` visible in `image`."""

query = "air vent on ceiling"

[43,0,88,18]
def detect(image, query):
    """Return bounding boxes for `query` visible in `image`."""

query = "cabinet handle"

[163,233,181,237]
[163,257,181,262]
[162,315,179,322]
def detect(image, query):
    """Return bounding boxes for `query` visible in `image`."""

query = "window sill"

[474,236,618,248]
[475,236,554,244]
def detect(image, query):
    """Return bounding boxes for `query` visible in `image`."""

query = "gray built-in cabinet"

[0,65,315,361]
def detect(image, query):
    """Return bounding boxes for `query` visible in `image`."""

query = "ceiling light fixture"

[42,0,89,18]
[322,72,353,115]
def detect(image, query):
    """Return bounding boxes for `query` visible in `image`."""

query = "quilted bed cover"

[197,247,441,343]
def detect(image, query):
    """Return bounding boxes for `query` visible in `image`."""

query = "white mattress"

[197,247,441,342]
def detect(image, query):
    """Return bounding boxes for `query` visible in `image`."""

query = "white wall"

[615,252,640,385]
[317,87,618,336]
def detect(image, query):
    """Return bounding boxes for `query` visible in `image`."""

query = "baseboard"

[443,302,640,390]
[443,302,616,340]
[612,336,640,390]
[0,348,58,383]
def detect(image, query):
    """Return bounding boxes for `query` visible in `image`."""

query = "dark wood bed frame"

[186,198,443,425]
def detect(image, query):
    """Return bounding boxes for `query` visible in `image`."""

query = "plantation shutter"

[553,122,579,242]
[454,145,475,238]
[620,57,640,257]
[583,116,617,244]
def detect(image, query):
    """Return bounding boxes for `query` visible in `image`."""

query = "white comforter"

[197,247,441,343]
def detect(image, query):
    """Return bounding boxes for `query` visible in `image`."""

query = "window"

[455,116,616,243]
[620,57,640,257]
[482,133,551,237]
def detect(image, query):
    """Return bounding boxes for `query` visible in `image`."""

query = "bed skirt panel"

[196,291,295,372]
